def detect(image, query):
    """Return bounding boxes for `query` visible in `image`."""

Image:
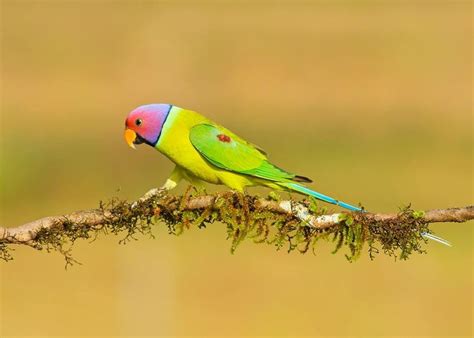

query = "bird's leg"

[192,184,207,196]
[186,175,207,195]
[136,166,183,205]
[180,185,194,209]
[161,177,179,191]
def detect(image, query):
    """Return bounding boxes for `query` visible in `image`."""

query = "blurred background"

[0,1,472,337]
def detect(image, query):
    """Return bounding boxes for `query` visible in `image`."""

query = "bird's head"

[124,104,172,149]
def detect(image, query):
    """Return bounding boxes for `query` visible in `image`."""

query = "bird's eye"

[135,119,142,126]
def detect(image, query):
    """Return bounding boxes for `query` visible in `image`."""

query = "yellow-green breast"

[156,106,254,190]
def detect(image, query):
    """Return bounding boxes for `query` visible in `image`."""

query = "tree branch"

[1,188,472,265]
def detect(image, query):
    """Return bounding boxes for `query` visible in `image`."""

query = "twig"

[0,189,472,263]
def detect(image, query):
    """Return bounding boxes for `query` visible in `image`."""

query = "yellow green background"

[1,1,472,337]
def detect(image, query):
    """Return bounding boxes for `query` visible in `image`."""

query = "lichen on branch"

[0,188,472,267]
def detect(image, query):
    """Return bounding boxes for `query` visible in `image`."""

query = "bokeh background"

[1,1,472,337]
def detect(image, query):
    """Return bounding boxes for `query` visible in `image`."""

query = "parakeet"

[124,103,361,211]
[124,103,451,246]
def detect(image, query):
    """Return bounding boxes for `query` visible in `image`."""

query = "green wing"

[189,124,302,182]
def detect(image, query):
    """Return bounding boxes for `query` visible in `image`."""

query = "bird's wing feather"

[189,124,297,182]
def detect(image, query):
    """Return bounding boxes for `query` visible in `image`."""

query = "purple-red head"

[124,104,172,148]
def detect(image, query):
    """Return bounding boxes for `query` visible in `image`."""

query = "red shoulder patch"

[217,134,231,143]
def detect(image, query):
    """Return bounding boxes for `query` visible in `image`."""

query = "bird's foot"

[143,187,164,200]
[191,184,207,196]
[131,188,167,209]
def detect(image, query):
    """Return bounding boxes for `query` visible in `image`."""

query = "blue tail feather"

[284,183,451,246]
[285,183,362,212]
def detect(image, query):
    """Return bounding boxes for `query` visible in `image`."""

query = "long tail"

[283,183,362,212]
[282,183,451,246]
[421,233,452,246]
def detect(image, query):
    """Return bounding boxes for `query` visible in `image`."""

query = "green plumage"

[152,106,359,211]
[189,124,300,183]
[189,124,265,172]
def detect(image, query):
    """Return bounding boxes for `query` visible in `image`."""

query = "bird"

[124,103,362,211]
[124,103,451,246]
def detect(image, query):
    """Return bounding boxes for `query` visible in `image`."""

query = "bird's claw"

[143,188,162,199]
[131,188,166,209]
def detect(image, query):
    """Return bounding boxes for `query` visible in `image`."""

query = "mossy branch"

[0,188,472,266]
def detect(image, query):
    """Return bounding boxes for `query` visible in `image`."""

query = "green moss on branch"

[1,190,470,267]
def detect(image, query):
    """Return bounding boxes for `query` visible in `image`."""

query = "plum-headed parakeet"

[123,103,362,211]
[123,103,452,245]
